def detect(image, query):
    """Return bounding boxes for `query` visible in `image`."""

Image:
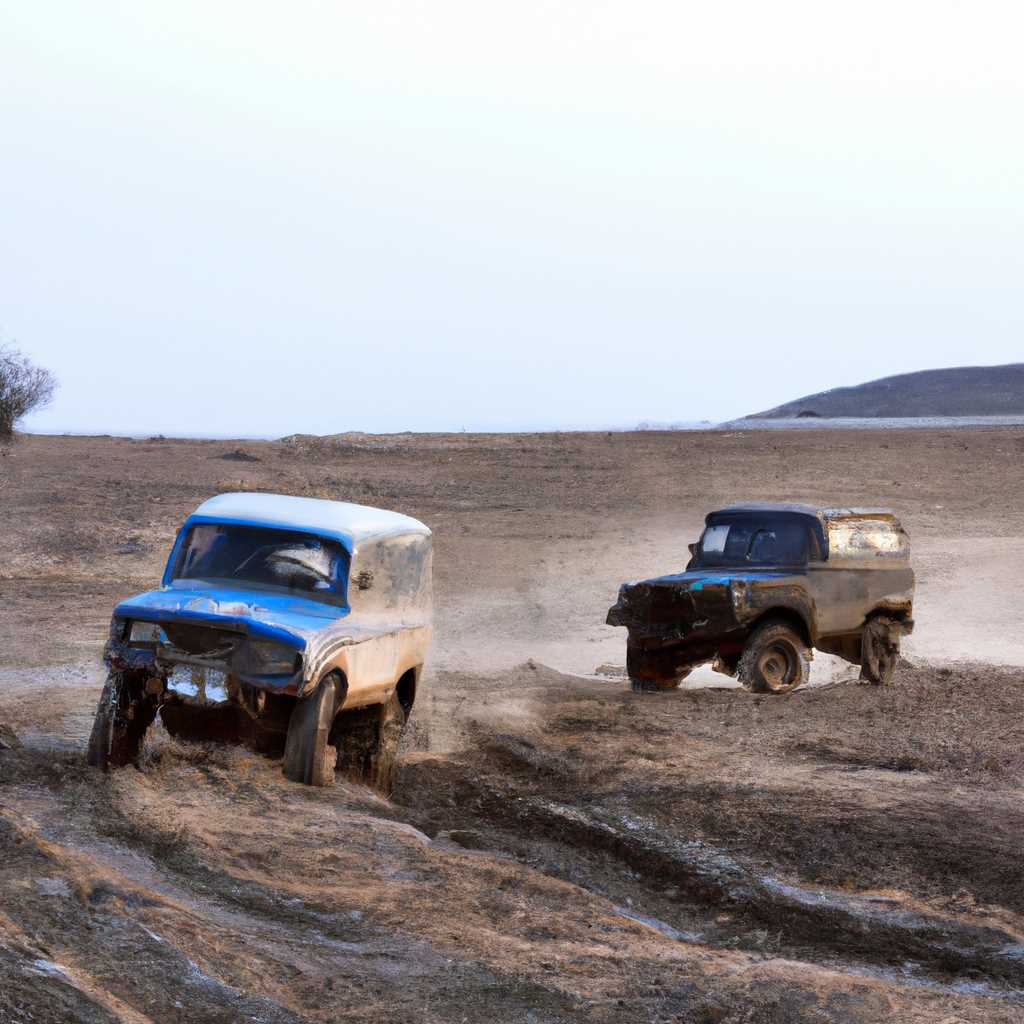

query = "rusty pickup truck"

[607,504,914,693]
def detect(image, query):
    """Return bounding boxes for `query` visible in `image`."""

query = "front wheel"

[86,670,157,770]
[737,621,811,694]
[626,642,692,693]
[860,616,900,686]
[282,674,343,786]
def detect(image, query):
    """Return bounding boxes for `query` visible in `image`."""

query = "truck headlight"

[128,621,167,644]
[245,640,300,675]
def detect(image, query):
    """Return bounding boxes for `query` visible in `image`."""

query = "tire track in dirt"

[5,731,1019,1023]
[398,752,1024,991]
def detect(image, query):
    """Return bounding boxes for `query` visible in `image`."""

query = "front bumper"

[607,579,739,642]
[105,617,304,696]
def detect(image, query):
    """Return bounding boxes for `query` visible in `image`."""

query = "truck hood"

[114,585,348,649]
[607,569,790,634]
[638,569,791,590]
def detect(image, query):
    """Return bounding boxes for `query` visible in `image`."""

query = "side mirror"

[687,543,697,556]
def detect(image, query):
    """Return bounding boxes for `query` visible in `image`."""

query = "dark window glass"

[695,518,813,567]
[172,524,349,605]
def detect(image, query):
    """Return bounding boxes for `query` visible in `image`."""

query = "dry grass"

[630,663,1024,779]
[775,664,1024,777]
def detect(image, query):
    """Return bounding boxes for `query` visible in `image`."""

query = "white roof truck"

[87,492,432,791]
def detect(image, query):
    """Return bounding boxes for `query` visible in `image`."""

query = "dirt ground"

[2,427,1024,1023]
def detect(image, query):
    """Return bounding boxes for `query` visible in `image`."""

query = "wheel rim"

[758,641,798,692]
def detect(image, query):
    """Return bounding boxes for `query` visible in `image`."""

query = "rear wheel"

[86,670,157,769]
[860,616,900,686]
[368,691,406,795]
[737,621,811,694]
[282,674,343,786]
[334,690,408,795]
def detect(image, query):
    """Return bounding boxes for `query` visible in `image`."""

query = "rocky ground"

[2,427,1023,1022]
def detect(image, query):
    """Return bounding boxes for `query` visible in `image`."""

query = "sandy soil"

[1,427,1023,1022]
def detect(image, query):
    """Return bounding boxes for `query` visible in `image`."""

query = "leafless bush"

[0,345,57,439]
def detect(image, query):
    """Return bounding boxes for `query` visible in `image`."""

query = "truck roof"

[715,503,900,523]
[188,493,430,551]
[713,503,909,561]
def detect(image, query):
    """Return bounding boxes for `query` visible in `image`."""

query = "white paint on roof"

[721,503,899,522]
[190,492,429,548]
[819,507,899,521]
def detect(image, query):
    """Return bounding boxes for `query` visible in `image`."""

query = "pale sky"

[3,2,1022,435]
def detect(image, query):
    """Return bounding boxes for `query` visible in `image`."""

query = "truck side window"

[747,524,810,565]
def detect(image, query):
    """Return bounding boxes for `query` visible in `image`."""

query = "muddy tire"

[626,643,692,693]
[737,621,810,694]
[860,616,900,686]
[86,670,157,770]
[334,690,407,795]
[368,690,406,795]
[282,674,342,786]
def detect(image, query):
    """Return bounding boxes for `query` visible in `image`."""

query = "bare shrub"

[0,345,57,439]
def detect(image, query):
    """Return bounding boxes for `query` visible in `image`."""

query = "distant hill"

[746,363,1024,419]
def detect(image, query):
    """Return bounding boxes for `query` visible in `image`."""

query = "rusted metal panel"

[819,508,911,565]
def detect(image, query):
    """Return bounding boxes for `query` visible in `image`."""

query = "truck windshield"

[170,523,349,605]
[695,519,813,568]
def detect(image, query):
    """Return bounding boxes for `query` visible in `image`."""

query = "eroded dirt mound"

[1,660,1023,1022]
